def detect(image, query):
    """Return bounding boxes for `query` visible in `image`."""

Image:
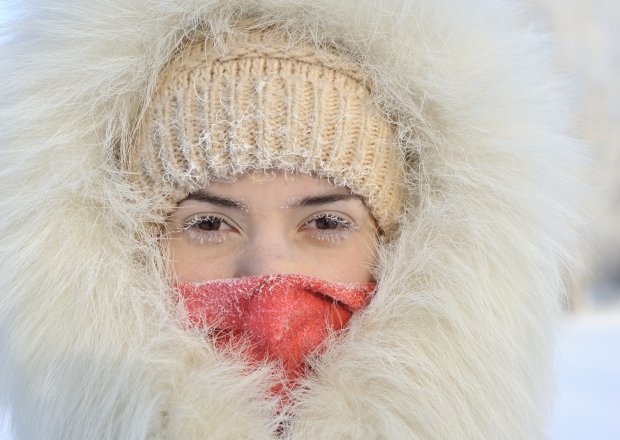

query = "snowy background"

[1,0,619,439]
[550,309,620,439]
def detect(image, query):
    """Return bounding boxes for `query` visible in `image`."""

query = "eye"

[180,214,238,244]
[314,215,345,230]
[302,213,357,242]
[195,217,223,231]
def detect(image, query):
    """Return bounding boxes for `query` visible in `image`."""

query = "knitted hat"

[130,23,406,237]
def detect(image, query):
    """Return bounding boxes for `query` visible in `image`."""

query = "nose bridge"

[234,230,295,277]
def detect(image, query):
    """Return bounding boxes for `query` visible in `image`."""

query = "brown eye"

[181,215,235,234]
[304,213,352,231]
[314,215,341,230]
[197,217,222,231]
[301,212,356,243]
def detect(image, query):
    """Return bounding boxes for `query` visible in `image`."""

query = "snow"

[0,419,10,440]
[548,308,620,439]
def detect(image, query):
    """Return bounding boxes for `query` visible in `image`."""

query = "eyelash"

[179,215,234,244]
[302,213,357,242]
[178,212,357,245]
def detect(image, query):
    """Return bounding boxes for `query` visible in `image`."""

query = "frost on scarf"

[176,274,375,383]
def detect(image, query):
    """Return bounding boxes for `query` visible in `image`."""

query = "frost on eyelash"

[306,213,358,243]
[180,215,227,244]
[180,215,214,230]
[185,227,226,244]
[311,229,351,243]
[306,213,352,227]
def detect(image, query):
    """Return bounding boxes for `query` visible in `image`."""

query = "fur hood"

[0,0,583,438]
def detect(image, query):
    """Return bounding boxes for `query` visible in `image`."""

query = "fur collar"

[0,0,583,438]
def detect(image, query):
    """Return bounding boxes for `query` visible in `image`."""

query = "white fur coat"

[0,0,583,438]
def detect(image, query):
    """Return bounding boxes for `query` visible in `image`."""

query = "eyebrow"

[185,191,360,210]
[292,193,361,207]
[185,192,247,210]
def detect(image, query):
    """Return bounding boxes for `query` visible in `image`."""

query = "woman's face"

[167,172,378,283]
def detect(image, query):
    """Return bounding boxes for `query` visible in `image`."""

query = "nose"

[233,234,297,278]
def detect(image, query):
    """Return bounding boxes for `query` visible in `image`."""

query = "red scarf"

[176,274,375,383]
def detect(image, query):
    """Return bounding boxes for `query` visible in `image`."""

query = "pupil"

[316,216,338,230]
[198,218,220,231]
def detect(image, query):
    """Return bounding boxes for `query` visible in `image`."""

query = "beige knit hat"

[130,23,405,237]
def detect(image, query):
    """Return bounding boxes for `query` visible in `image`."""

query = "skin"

[166,171,378,283]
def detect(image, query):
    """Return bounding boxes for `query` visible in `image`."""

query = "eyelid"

[300,211,359,235]
[177,213,241,246]
[300,212,359,244]
[302,212,354,228]
[179,213,240,245]
[179,213,240,234]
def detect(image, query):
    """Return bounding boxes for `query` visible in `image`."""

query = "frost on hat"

[130,23,406,237]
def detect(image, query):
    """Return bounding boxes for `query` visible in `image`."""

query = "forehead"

[199,171,353,199]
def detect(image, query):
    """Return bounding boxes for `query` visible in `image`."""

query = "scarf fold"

[177,274,376,381]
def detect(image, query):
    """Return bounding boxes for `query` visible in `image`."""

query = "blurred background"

[531,0,620,311]
[526,1,620,438]
[0,0,619,438]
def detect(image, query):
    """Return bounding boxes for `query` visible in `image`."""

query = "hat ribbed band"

[131,31,405,236]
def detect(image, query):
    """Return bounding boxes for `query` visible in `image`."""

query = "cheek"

[343,240,376,282]
[301,235,377,283]
[168,238,234,282]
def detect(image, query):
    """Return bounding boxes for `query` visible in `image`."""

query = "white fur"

[0,0,584,438]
